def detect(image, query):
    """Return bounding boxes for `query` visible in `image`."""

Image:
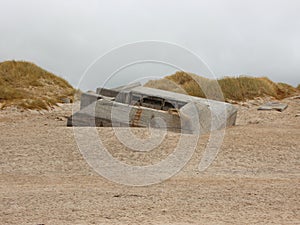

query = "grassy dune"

[1,61,298,109]
[145,71,299,101]
[0,60,75,109]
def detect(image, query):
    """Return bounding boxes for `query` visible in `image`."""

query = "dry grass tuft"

[217,76,279,101]
[145,71,299,101]
[146,71,223,100]
[144,78,186,94]
[0,60,75,110]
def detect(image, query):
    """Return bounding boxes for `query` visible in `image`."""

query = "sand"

[0,98,299,224]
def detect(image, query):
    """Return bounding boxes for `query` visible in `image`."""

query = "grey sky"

[0,0,299,90]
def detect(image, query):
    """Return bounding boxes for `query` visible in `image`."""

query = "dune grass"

[165,72,224,100]
[217,76,278,101]
[145,79,187,95]
[0,60,75,109]
[145,71,299,101]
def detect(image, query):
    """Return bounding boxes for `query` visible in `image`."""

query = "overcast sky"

[0,0,299,90]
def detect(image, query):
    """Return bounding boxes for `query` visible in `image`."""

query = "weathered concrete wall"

[96,88,119,97]
[80,92,102,109]
[69,99,188,132]
[69,98,237,134]
[70,84,238,134]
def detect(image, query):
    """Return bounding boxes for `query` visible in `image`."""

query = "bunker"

[68,83,237,134]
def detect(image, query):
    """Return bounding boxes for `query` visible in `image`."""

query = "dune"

[0,60,75,110]
[145,71,300,101]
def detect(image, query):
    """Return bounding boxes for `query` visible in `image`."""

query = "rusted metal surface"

[131,108,143,127]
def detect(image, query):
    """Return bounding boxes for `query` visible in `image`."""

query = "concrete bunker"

[68,82,238,134]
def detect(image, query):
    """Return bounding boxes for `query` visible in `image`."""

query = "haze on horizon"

[0,0,300,91]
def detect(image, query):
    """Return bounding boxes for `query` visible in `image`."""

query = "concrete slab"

[258,102,288,112]
[69,84,238,133]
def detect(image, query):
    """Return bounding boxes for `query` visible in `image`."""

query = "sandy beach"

[1,98,299,224]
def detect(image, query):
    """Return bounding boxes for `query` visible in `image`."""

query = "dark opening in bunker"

[133,96,183,111]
